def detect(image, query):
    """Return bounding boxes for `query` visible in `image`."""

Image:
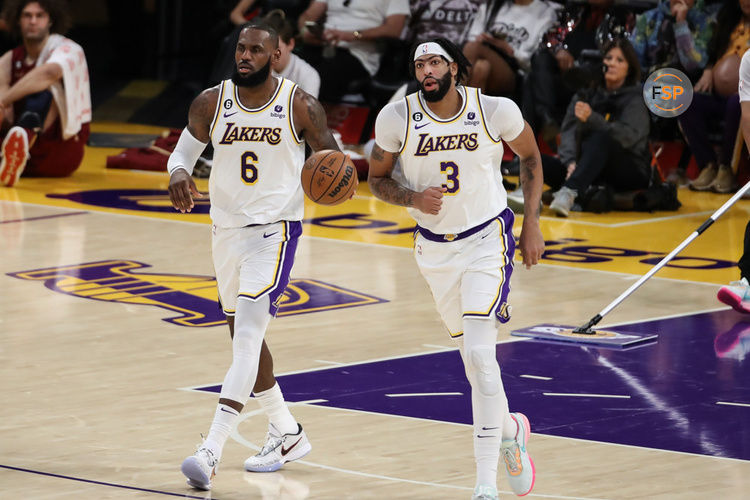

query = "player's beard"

[420,72,453,102]
[232,58,272,88]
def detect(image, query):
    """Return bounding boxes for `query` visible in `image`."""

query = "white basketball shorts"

[212,220,302,317]
[414,208,515,337]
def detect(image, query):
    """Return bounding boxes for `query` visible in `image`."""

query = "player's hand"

[574,101,592,122]
[168,168,203,213]
[518,220,545,269]
[414,186,446,215]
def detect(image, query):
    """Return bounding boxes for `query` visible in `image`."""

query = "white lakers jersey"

[208,77,305,228]
[374,86,525,234]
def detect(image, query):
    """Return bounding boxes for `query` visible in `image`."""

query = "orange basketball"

[301,149,358,205]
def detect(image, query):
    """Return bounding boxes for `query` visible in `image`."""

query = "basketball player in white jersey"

[368,38,545,500]
[167,22,340,490]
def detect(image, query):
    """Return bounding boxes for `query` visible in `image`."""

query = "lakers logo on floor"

[8,260,386,327]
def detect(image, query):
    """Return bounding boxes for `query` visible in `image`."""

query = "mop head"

[510,323,657,348]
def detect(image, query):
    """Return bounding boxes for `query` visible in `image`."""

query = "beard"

[232,58,272,88]
[420,72,453,102]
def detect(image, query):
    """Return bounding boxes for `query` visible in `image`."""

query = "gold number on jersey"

[241,151,258,184]
[440,161,460,195]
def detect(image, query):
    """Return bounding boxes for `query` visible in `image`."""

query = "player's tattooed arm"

[186,87,219,143]
[519,156,541,218]
[294,89,340,152]
[368,144,416,206]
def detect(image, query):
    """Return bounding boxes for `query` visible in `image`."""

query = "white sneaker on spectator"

[549,186,576,217]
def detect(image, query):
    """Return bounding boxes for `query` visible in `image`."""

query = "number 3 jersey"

[209,77,305,228]
[374,86,525,234]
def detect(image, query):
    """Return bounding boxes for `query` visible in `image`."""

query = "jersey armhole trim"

[476,88,502,144]
[208,81,226,141]
[399,97,410,155]
[288,83,303,145]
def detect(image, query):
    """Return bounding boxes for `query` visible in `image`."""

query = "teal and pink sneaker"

[718,278,750,314]
[501,412,535,496]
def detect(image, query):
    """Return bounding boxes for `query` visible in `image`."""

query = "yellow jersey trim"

[288,83,302,145]
[209,81,226,141]
[399,97,411,155]
[476,87,502,144]
[234,76,284,114]
[415,86,467,124]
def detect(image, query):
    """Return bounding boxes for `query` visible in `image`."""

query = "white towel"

[37,34,91,139]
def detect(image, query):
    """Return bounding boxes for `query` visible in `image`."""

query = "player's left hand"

[518,221,545,269]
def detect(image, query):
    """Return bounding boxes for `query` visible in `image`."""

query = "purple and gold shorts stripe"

[234,221,302,316]
[463,208,515,323]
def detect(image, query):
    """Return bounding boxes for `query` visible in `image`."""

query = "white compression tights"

[454,318,513,487]
[219,296,272,405]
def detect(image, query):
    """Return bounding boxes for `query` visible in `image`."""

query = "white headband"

[414,42,453,63]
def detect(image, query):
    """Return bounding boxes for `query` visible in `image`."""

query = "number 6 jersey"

[374,86,524,234]
[209,76,306,228]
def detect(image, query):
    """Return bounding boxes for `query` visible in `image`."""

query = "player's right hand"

[168,168,203,213]
[414,186,446,215]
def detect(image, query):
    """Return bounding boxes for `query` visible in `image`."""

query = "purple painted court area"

[196,310,750,460]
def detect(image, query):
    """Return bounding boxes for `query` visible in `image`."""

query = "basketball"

[301,149,358,205]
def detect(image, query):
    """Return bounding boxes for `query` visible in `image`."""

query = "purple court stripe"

[0,464,213,499]
[0,211,88,224]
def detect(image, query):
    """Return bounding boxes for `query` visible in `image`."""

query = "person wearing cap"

[368,37,545,500]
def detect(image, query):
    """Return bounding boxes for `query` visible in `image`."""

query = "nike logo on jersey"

[223,111,237,118]
[263,231,278,238]
[414,122,430,130]
[281,436,302,456]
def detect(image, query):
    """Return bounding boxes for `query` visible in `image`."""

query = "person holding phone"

[296,0,409,102]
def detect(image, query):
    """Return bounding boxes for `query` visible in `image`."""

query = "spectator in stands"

[296,0,409,103]
[631,0,713,80]
[263,9,320,97]
[462,0,560,98]
[522,0,634,145]
[405,0,484,47]
[0,0,91,187]
[678,0,749,193]
[549,38,650,217]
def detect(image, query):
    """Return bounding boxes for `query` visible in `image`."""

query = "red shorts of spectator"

[23,119,90,178]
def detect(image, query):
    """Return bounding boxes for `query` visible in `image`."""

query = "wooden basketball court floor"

[2,122,749,499]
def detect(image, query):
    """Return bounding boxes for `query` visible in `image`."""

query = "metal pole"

[574,180,750,334]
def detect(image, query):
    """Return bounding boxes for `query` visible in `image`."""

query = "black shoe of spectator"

[17,111,41,132]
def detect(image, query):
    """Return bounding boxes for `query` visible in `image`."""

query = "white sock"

[254,382,298,435]
[503,411,519,441]
[463,318,510,488]
[203,404,239,459]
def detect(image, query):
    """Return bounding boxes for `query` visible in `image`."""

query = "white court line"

[422,343,456,350]
[543,393,631,399]
[314,359,346,366]
[231,401,610,500]
[716,401,750,408]
[386,392,463,397]
[521,374,553,380]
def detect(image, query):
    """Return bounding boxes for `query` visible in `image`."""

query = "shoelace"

[502,444,520,473]
[258,433,283,455]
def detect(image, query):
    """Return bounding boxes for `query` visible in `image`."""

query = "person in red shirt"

[0,0,91,187]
